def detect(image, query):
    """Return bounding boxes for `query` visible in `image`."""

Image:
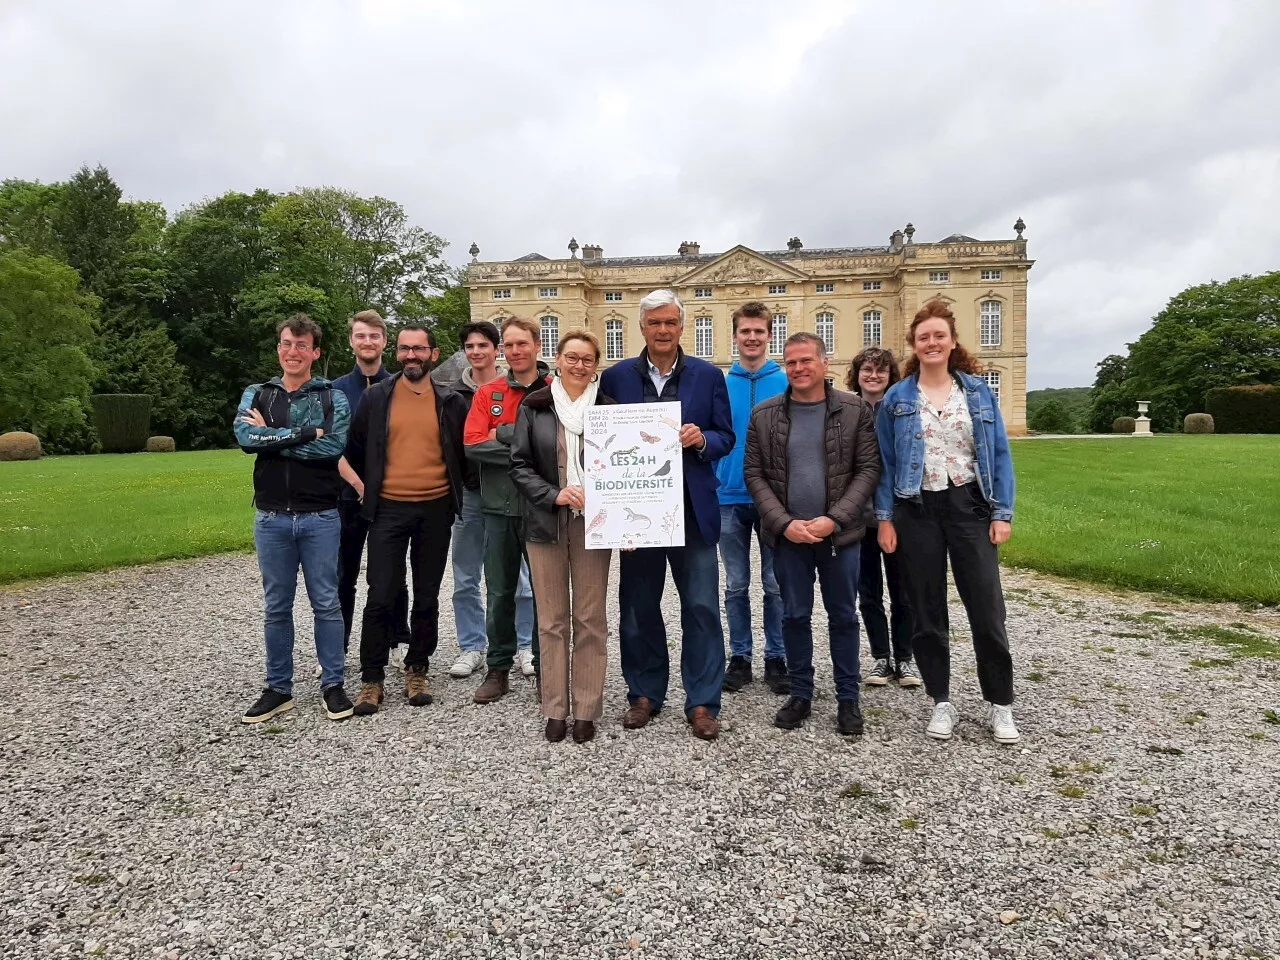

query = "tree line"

[0,166,470,452]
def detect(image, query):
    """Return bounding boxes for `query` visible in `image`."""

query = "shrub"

[1113,417,1136,434]
[146,436,176,453]
[40,398,101,455]
[1028,398,1077,434]
[1204,385,1280,434]
[91,394,152,453]
[1183,413,1214,434]
[0,431,42,461]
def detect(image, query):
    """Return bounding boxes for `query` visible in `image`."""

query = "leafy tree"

[0,248,100,449]
[399,277,471,358]
[0,179,63,254]
[1089,272,1280,432]
[1027,398,1076,434]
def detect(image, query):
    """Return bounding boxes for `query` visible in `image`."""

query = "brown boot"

[405,666,433,707]
[473,669,510,704]
[353,681,384,716]
[621,697,655,730]
[545,718,567,742]
[572,720,596,744]
[688,706,719,741]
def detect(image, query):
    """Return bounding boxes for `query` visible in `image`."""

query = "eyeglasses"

[559,354,598,368]
[278,340,316,353]
[396,344,434,355]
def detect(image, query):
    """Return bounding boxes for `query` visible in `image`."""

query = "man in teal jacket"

[715,301,790,695]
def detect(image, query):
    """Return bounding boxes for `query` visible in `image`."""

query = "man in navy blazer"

[600,289,734,741]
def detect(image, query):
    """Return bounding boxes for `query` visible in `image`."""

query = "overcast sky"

[3,0,1278,388]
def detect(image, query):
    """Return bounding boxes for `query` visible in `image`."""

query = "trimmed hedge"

[1183,413,1214,434]
[1204,385,1280,434]
[1113,417,1136,434]
[91,394,152,453]
[0,431,42,461]
[146,436,176,453]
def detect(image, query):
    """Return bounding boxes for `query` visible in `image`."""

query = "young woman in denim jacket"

[873,299,1018,745]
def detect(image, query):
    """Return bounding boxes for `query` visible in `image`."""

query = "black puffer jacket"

[509,384,616,544]
[743,384,881,549]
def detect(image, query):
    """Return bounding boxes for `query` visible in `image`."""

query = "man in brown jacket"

[744,332,881,735]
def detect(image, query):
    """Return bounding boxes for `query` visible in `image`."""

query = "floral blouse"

[918,382,977,491]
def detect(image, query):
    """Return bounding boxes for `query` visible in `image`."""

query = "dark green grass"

[0,450,253,584]
[1005,436,1280,605]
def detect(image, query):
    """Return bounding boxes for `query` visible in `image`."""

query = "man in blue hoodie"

[715,301,790,695]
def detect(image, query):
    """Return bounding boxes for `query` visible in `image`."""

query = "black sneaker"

[242,689,293,724]
[774,696,812,730]
[837,699,865,736]
[763,657,791,695]
[323,685,354,721]
[723,655,753,692]
[865,658,894,686]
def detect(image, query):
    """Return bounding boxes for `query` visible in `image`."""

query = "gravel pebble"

[1,554,1278,959]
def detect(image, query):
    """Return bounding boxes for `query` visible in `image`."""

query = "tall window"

[983,370,1002,405]
[815,282,834,294]
[694,287,713,299]
[605,318,623,360]
[695,317,714,358]
[929,271,949,283]
[980,300,1002,347]
[981,269,1002,281]
[539,316,559,359]
[769,314,788,355]
[815,311,835,354]
[862,280,882,291]
[604,291,622,302]
[862,310,882,347]
[492,289,512,300]
[538,287,558,298]
[768,284,787,295]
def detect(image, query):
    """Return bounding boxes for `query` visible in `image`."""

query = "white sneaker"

[926,701,958,740]
[448,650,486,678]
[516,647,536,677]
[389,645,407,671]
[987,703,1020,744]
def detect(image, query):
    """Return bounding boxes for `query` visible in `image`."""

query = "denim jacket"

[873,371,1015,523]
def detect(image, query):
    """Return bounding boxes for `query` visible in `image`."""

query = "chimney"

[678,241,701,257]
[787,236,803,251]
[582,243,603,261]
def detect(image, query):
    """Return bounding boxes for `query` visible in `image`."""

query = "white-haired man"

[599,289,735,740]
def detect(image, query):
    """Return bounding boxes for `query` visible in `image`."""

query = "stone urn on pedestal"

[1134,401,1153,436]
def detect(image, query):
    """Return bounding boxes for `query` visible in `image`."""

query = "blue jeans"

[718,503,784,660]
[450,490,534,653]
[773,539,863,702]
[253,509,345,694]
[619,541,726,717]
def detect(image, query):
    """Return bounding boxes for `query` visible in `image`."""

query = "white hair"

[638,288,685,326]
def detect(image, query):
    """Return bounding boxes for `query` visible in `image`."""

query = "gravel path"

[2,553,1278,960]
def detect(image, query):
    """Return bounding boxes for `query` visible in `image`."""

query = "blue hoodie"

[715,359,788,505]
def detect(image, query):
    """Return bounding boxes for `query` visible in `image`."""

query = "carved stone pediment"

[676,245,808,287]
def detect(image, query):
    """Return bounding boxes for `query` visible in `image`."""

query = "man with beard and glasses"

[333,310,410,667]
[343,325,470,715]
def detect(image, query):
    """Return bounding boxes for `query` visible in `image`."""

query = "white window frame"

[815,311,835,354]
[694,287,713,299]
[815,282,834,294]
[862,280,882,291]
[980,300,1002,347]
[768,284,787,295]
[981,269,1002,281]
[769,314,788,356]
[983,371,1002,405]
[862,310,882,347]
[604,291,623,302]
[929,271,949,283]
[539,316,559,359]
[492,289,512,300]
[605,318,623,361]
[538,287,558,298]
[694,316,714,358]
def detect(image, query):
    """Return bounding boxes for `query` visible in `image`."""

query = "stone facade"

[464,226,1033,432]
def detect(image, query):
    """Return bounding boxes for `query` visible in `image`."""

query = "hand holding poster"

[582,401,684,549]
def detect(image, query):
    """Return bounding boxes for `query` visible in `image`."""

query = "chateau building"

[464,223,1032,432]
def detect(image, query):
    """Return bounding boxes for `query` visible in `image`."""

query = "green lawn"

[1,437,1278,605]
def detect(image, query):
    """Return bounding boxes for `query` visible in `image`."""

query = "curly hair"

[845,346,901,393]
[901,299,981,377]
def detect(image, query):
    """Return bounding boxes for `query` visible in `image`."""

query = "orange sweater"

[382,377,450,502]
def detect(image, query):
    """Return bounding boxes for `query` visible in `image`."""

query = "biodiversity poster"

[581,401,684,549]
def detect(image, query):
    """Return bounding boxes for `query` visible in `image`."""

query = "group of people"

[234,289,1018,746]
